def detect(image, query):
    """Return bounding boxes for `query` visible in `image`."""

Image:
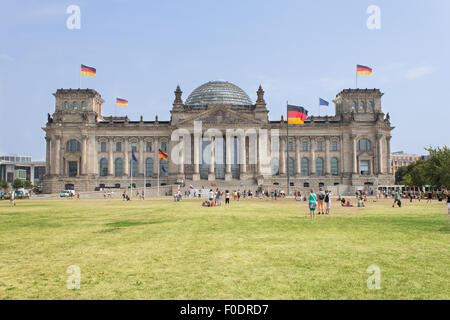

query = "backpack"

[325,194,330,202]
[319,193,325,201]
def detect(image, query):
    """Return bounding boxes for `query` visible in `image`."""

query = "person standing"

[225,190,230,205]
[427,191,433,203]
[445,190,450,215]
[325,190,331,215]
[317,187,326,215]
[10,190,16,206]
[392,190,399,207]
[308,189,317,219]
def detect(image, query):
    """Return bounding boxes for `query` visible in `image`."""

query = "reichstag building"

[43,80,394,194]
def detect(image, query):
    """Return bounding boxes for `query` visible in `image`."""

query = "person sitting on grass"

[357,198,365,207]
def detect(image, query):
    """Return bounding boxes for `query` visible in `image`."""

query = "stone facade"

[42,81,394,194]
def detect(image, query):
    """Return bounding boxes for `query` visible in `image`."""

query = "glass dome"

[185,81,252,106]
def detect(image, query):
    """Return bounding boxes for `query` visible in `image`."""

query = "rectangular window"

[302,141,308,151]
[161,141,167,152]
[68,161,78,177]
[131,142,137,152]
[146,142,152,152]
[331,141,338,151]
[288,141,294,151]
[271,140,278,152]
[317,141,323,151]
[116,142,122,152]
[359,160,370,176]
[100,142,107,153]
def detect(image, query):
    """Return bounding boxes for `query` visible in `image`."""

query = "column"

[310,137,315,175]
[52,135,61,176]
[108,138,114,176]
[325,137,330,175]
[352,135,358,174]
[193,134,200,180]
[377,134,384,174]
[208,136,215,180]
[257,134,263,175]
[279,137,286,175]
[45,136,51,175]
[225,134,232,180]
[139,138,144,176]
[124,139,129,176]
[295,137,301,176]
[240,134,247,176]
[81,135,88,175]
[386,136,392,174]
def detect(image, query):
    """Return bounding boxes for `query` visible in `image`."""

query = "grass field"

[0,197,448,300]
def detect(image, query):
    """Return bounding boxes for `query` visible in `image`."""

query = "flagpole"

[356,65,358,89]
[318,98,320,117]
[130,158,133,198]
[157,159,160,198]
[144,161,146,200]
[286,101,290,197]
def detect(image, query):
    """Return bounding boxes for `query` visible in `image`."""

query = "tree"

[12,179,23,190]
[395,166,410,185]
[0,179,9,191]
[425,146,450,188]
[23,180,32,190]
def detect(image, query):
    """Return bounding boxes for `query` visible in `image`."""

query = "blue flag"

[132,149,138,162]
[319,98,329,106]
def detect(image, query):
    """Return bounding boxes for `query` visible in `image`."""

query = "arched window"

[301,158,309,176]
[358,139,372,151]
[351,101,356,112]
[288,157,294,177]
[64,101,69,110]
[271,158,279,176]
[114,158,123,177]
[81,101,87,110]
[316,157,324,176]
[160,159,168,177]
[367,101,374,112]
[66,139,81,152]
[145,158,154,177]
[331,157,339,175]
[72,101,78,110]
[99,158,108,177]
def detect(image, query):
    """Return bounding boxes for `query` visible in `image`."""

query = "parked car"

[60,190,75,197]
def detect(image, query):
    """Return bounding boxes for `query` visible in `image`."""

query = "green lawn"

[0,197,448,300]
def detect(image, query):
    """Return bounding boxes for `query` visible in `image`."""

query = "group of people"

[308,188,332,218]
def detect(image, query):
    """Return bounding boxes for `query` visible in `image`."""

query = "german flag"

[116,98,128,106]
[287,105,308,125]
[158,149,168,161]
[357,64,373,75]
[80,64,96,77]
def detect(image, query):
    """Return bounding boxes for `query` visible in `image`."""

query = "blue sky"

[0,0,449,160]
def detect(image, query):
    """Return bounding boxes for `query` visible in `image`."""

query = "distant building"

[390,151,425,177]
[0,155,46,188]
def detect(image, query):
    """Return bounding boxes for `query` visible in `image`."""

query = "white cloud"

[405,66,433,80]
[0,53,13,61]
